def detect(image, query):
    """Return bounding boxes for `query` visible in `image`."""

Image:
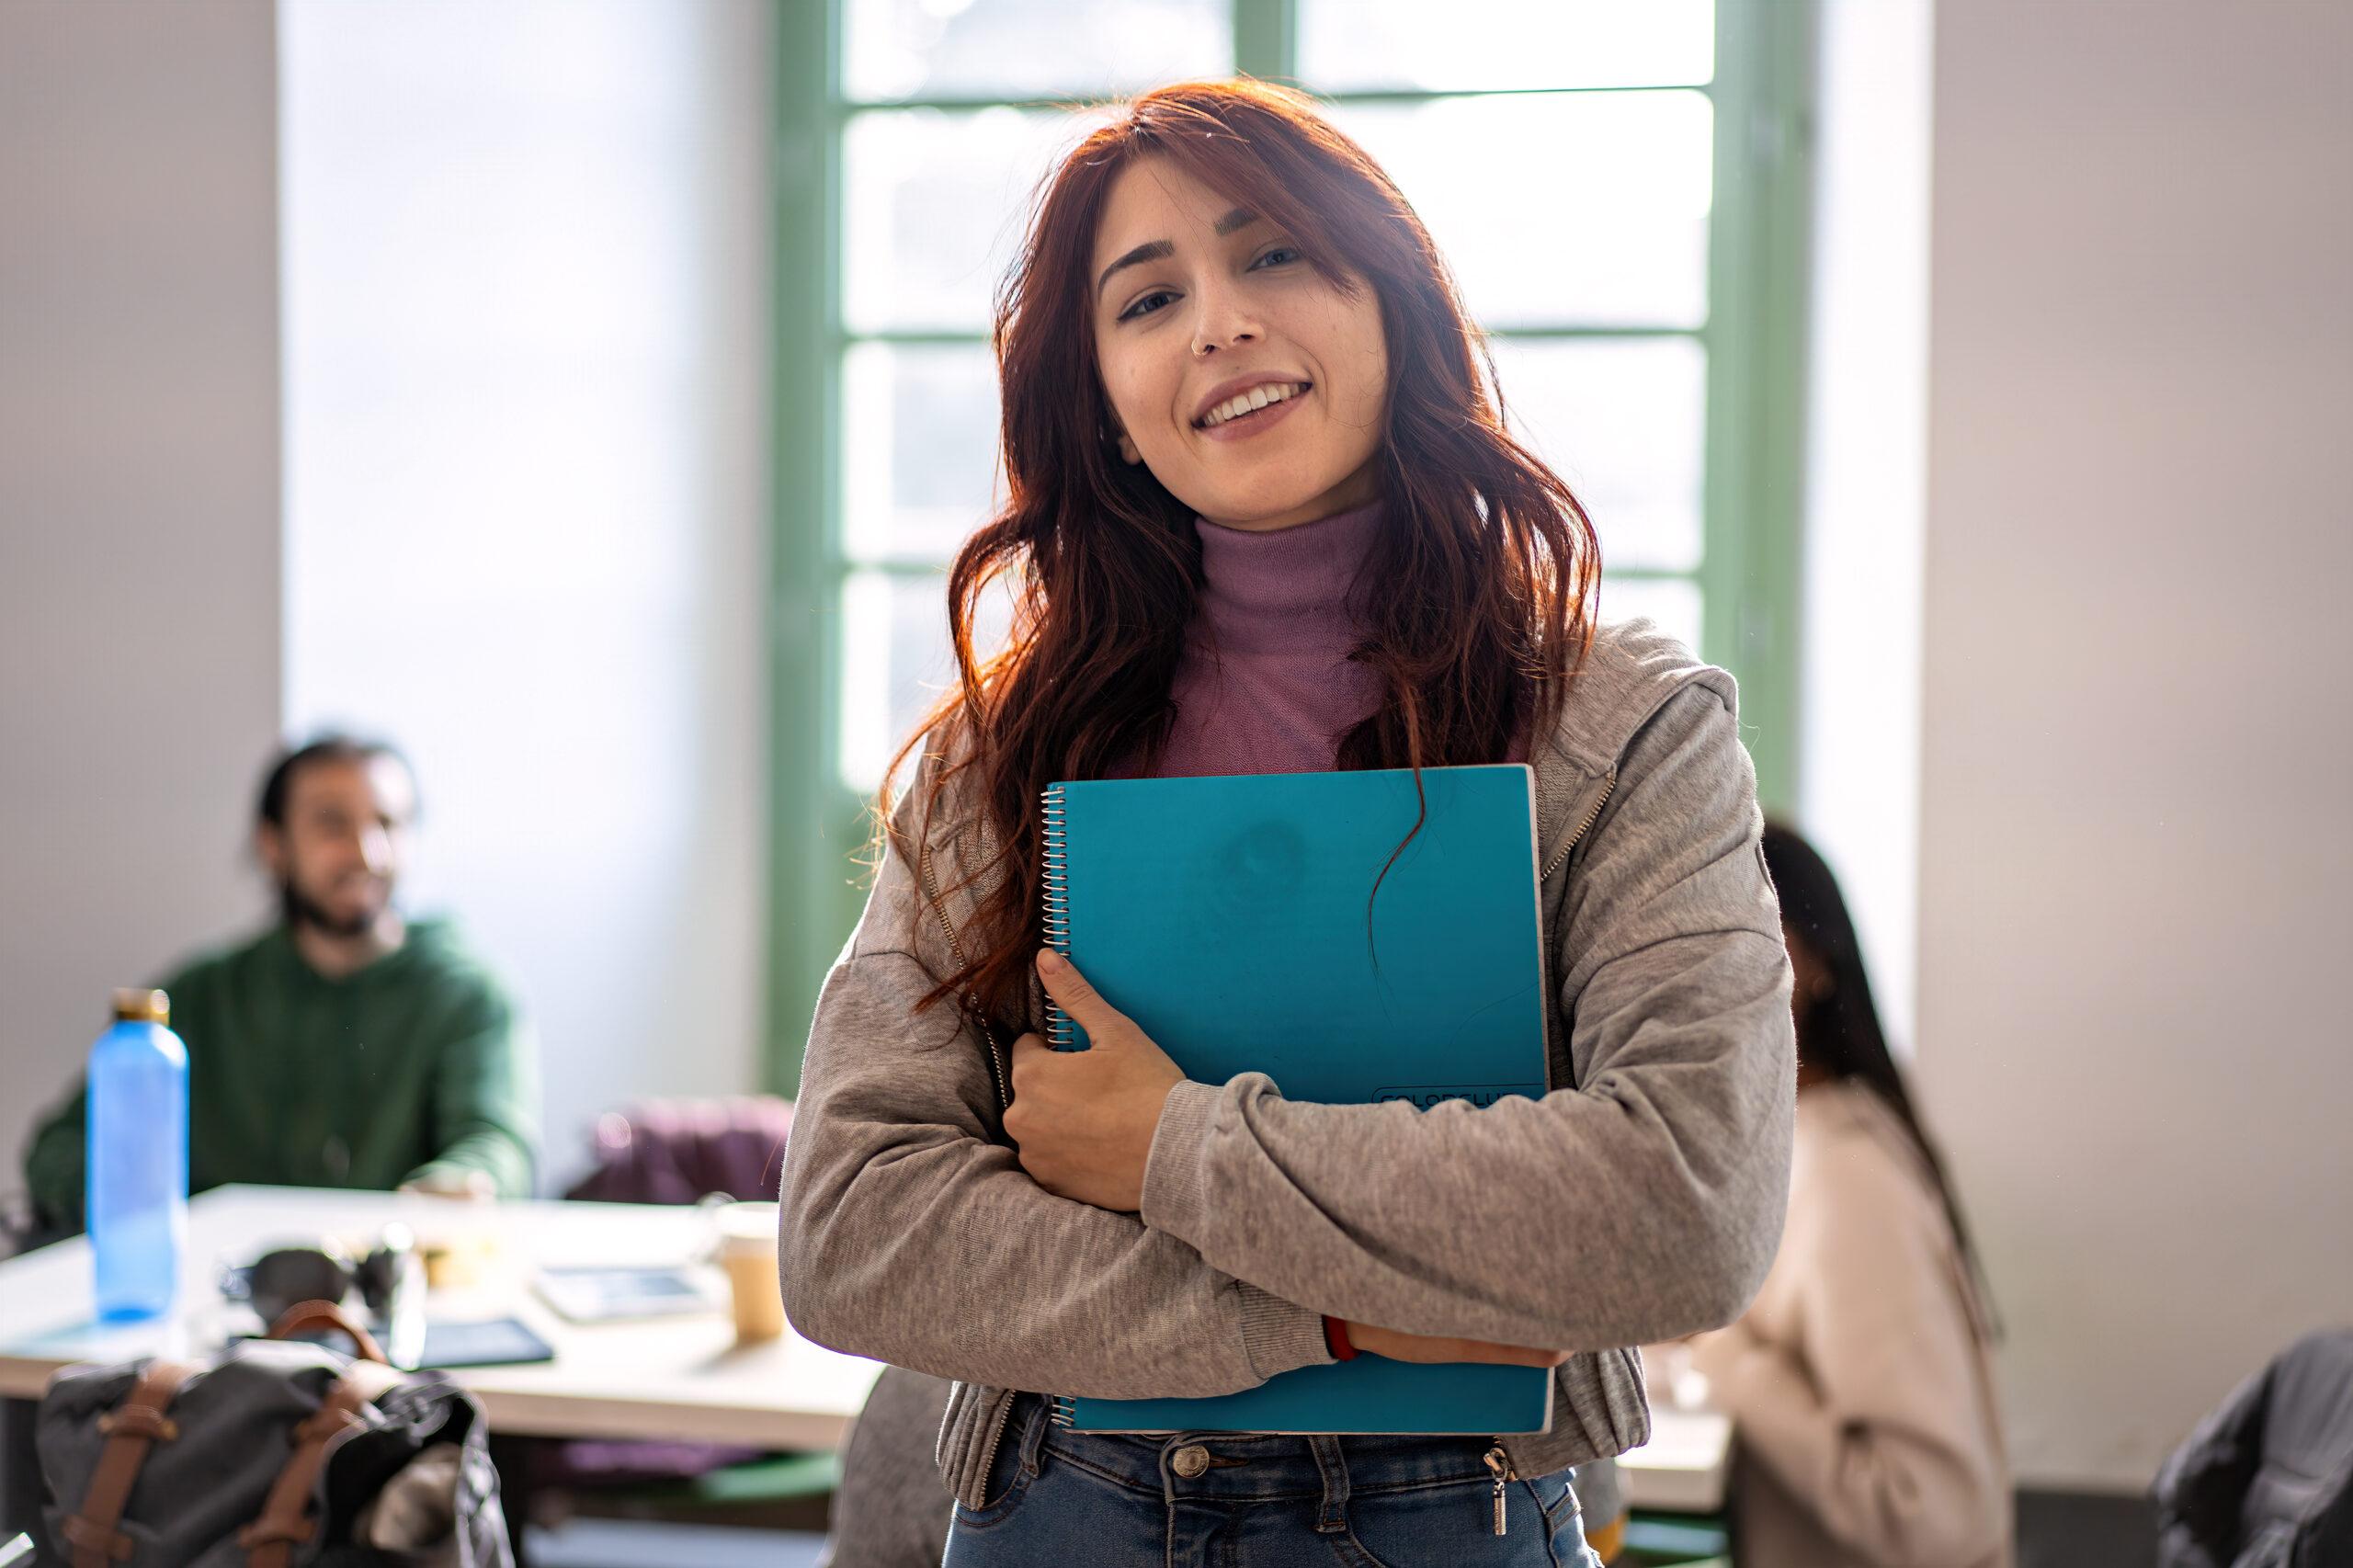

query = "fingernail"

[1038,949,1063,972]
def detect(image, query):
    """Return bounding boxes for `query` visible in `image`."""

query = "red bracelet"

[1324,1315,1358,1362]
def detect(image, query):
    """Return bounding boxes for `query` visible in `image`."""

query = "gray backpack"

[35,1302,511,1568]
[2154,1329,2353,1568]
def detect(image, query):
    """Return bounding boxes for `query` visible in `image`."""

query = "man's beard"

[279,877,384,940]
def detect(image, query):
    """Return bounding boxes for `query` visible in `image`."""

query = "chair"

[563,1096,795,1208]
[2154,1328,2353,1567]
[817,1365,957,1568]
[522,1099,822,1527]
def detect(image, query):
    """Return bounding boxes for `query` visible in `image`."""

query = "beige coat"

[1690,1081,2012,1567]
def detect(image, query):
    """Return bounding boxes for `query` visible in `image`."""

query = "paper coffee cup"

[715,1201,784,1344]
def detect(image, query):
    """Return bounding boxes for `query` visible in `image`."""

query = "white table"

[0,1185,883,1451]
[1615,1406,1733,1515]
[1,1186,1726,1520]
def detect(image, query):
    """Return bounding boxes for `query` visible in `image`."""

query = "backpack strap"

[262,1299,387,1367]
[62,1358,197,1568]
[237,1374,373,1568]
[238,1302,394,1568]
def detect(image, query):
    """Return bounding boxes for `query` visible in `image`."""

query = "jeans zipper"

[1482,1444,1518,1536]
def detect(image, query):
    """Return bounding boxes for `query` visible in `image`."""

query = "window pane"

[1300,0,1712,92]
[847,0,1231,104]
[840,568,1015,794]
[845,342,1000,563]
[1489,336,1704,573]
[1326,93,1711,329]
[1596,575,1703,657]
[845,104,1114,335]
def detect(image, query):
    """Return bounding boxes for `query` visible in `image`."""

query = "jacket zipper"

[915,840,1010,1115]
[915,836,1017,1499]
[1540,771,1616,884]
[1479,771,1613,1528]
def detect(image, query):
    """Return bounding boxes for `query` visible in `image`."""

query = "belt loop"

[1016,1392,1051,1480]
[1306,1437,1350,1534]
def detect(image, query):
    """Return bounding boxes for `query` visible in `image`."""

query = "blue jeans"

[943,1393,1602,1567]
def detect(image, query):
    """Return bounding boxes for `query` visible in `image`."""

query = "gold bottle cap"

[111,988,170,1026]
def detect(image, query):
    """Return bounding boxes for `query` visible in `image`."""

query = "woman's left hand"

[1005,949,1187,1211]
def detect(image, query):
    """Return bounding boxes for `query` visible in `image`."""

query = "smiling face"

[1089,156,1390,532]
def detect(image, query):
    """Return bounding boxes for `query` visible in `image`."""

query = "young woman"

[778,78,1795,1565]
[1689,824,2010,1567]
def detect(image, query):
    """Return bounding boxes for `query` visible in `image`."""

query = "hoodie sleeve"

[406,980,540,1199]
[774,754,1332,1398]
[1137,682,1797,1350]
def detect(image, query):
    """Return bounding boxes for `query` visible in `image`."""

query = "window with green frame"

[768,0,1813,1090]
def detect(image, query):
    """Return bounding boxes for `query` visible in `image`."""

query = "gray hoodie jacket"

[777,619,1796,1509]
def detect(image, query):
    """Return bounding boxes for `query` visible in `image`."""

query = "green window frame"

[767,0,1814,1091]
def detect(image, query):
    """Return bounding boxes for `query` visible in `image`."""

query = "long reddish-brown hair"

[882,77,1600,1028]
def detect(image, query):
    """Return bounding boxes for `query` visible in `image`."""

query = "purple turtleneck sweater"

[1152,500,1391,778]
[1125,496,1531,778]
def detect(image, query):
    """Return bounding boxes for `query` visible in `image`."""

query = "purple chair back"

[543,1096,795,1491]
[563,1096,794,1206]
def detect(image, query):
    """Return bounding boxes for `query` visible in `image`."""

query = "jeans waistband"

[1016,1393,1507,1506]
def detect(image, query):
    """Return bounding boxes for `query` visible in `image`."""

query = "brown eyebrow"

[1095,207,1264,301]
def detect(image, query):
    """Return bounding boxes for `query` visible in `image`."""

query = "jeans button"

[1170,1444,1211,1479]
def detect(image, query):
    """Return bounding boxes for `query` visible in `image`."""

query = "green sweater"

[24,916,539,1229]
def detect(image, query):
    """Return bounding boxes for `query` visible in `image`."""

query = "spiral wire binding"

[1043,783,1080,1426]
[1040,784,1075,1048]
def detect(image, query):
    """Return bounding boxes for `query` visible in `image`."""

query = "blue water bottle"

[87,988,188,1321]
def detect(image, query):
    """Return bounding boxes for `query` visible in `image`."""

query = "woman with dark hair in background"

[779,76,1795,1564]
[1689,823,2012,1566]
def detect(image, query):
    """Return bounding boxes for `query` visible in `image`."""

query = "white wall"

[1800,0,1931,1053]
[0,1,284,1195]
[1919,0,2353,1491]
[278,0,775,1191]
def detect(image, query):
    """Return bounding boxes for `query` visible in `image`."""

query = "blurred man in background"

[21,734,538,1232]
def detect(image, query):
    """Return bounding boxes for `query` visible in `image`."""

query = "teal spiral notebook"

[1040,764,1553,1436]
